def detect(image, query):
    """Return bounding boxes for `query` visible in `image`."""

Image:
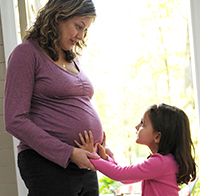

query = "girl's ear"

[154,132,161,144]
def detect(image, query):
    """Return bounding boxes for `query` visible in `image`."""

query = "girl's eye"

[141,120,144,125]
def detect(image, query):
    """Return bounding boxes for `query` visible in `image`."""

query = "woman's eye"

[76,25,82,30]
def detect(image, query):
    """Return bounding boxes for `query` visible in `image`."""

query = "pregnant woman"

[4,0,103,195]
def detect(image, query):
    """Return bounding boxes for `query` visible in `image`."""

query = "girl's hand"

[74,131,111,160]
[96,131,108,160]
[105,146,114,160]
[74,130,95,153]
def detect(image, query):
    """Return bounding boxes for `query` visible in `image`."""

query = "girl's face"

[135,111,161,153]
[57,16,93,51]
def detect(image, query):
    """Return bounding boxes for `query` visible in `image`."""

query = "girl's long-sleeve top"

[4,39,103,168]
[90,153,181,196]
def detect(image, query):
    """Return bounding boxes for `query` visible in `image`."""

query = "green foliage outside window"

[98,175,121,195]
[191,177,200,196]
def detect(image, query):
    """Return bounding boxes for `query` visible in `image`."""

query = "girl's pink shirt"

[90,153,181,196]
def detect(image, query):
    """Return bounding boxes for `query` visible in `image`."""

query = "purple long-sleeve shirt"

[4,39,103,168]
[90,153,181,196]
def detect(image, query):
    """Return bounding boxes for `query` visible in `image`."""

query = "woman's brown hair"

[147,103,196,185]
[23,0,96,62]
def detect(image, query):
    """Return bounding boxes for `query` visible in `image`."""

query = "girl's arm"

[90,153,173,184]
[90,154,139,184]
[75,131,171,184]
[74,131,137,183]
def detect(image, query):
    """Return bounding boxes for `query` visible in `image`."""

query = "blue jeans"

[18,150,99,196]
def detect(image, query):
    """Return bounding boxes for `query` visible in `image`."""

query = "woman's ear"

[154,132,161,144]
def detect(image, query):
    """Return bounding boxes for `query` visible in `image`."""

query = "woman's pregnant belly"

[30,96,104,146]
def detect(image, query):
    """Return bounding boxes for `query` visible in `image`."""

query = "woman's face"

[57,16,93,51]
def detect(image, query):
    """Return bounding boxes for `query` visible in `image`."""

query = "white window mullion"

[0,0,27,195]
[189,0,200,165]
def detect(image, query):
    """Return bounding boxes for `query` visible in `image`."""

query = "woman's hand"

[70,147,99,171]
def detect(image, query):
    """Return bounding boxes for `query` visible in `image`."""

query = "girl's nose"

[135,124,139,133]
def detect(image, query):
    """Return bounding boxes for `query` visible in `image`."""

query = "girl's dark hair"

[23,0,96,62]
[147,103,196,185]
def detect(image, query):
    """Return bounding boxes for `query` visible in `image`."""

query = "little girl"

[74,103,197,196]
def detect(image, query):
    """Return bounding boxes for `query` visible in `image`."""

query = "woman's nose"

[77,31,84,40]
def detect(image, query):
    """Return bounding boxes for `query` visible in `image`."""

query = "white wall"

[0,0,28,195]
[189,0,200,158]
